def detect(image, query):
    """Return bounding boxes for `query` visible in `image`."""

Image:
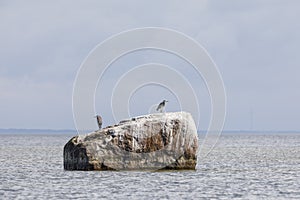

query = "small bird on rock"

[156,100,168,113]
[94,115,103,130]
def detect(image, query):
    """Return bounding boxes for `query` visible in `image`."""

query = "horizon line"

[0,128,299,133]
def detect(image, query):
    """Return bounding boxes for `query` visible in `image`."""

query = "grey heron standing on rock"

[94,115,103,129]
[156,100,168,113]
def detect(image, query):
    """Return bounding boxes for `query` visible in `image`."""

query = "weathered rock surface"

[64,112,198,170]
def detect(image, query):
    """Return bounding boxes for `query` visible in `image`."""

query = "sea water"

[0,133,299,199]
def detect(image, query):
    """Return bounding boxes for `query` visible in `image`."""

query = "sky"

[1,0,300,131]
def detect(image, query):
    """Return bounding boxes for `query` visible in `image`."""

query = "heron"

[156,100,168,113]
[94,115,103,129]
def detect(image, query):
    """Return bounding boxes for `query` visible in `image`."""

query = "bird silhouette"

[156,100,168,113]
[94,115,103,129]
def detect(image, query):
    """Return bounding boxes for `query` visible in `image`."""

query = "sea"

[0,132,299,199]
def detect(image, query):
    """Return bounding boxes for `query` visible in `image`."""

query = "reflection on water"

[0,134,299,199]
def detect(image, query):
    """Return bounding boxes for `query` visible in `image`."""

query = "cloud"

[0,76,73,129]
[0,0,300,130]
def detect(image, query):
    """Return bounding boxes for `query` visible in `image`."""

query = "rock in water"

[64,112,198,170]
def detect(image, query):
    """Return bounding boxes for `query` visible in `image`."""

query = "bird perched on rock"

[156,100,168,113]
[94,115,103,129]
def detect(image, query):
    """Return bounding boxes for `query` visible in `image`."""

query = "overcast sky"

[1,0,300,131]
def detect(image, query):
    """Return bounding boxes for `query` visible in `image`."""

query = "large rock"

[64,112,198,170]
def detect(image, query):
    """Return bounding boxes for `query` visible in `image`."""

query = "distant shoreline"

[0,128,299,135]
[0,128,77,135]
